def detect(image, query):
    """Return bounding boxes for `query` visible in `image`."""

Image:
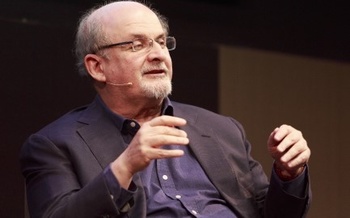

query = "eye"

[132,39,145,51]
[156,37,166,47]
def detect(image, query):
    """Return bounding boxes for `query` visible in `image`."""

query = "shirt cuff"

[103,164,137,209]
[272,165,308,198]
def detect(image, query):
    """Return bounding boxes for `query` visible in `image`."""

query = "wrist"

[111,158,133,189]
[274,163,305,181]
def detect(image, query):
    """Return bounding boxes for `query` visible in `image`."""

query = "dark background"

[1,0,349,217]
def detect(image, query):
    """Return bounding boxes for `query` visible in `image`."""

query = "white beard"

[140,76,172,99]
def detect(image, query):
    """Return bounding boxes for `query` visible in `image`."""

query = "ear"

[84,54,107,82]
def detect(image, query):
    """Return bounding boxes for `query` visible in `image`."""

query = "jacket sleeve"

[20,133,135,218]
[264,165,311,218]
[231,118,311,218]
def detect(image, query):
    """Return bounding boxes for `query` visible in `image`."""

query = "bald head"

[75,1,169,77]
[89,1,153,29]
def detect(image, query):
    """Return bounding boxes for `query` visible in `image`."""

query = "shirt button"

[175,195,181,199]
[162,175,168,180]
[191,210,198,215]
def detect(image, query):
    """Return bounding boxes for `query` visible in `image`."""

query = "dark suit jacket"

[20,97,310,218]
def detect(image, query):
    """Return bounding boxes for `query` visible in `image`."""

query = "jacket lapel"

[76,99,127,169]
[174,105,243,202]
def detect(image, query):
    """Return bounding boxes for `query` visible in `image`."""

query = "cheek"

[168,65,173,79]
[166,55,173,72]
[114,58,139,76]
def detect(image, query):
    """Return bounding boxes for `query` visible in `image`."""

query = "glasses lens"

[166,37,176,51]
[131,38,148,52]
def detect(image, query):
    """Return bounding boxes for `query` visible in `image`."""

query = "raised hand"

[267,124,311,180]
[112,115,189,188]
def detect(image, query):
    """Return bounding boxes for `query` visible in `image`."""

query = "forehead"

[98,3,165,39]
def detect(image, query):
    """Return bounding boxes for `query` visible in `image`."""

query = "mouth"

[143,69,166,76]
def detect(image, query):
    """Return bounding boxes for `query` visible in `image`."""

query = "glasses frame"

[96,36,176,53]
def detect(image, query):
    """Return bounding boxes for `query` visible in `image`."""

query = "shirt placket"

[156,147,200,217]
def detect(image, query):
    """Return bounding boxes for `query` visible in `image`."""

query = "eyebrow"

[128,33,167,39]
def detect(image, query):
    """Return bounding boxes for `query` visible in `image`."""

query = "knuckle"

[296,144,304,153]
[155,149,167,158]
[299,154,309,164]
[158,115,168,123]
[138,136,148,145]
[280,124,289,128]
[295,130,302,137]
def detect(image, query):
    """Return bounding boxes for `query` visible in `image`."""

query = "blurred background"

[1,0,349,217]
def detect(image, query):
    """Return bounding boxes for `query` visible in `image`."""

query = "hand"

[112,115,189,188]
[267,124,311,180]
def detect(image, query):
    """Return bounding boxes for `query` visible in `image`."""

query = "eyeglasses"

[96,36,176,53]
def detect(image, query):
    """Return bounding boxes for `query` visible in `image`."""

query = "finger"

[279,138,308,164]
[267,127,280,147]
[273,124,294,142]
[148,115,187,127]
[142,134,189,148]
[147,147,185,159]
[267,125,292,148]
[151,126,188,137]
[280,148,311,170]
[276,129,303,153]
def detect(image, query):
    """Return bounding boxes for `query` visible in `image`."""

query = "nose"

[147,39,168,61]
[149,39,167,51]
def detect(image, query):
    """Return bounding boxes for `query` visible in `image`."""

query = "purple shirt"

[100,96,306,217]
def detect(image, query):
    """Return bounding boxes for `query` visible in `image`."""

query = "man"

[20,1,311,217]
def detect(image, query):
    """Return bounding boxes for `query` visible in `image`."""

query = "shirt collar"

[96,95,174,133]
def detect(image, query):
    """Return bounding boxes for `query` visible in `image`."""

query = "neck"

[100,93,164,124]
